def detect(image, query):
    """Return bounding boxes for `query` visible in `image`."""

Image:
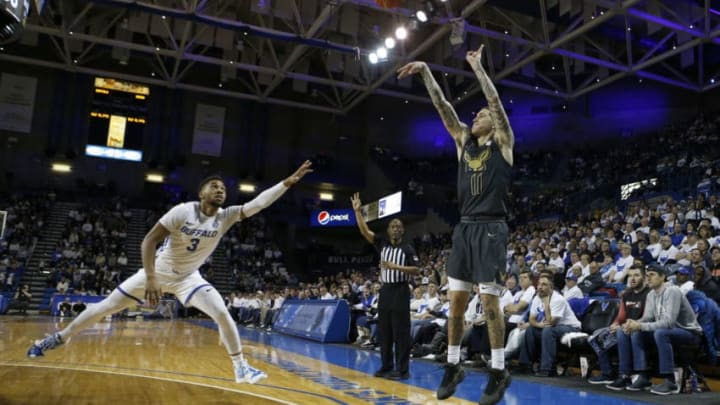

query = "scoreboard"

[85,77,149,162]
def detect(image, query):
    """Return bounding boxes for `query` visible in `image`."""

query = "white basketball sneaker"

[234,359,268,384]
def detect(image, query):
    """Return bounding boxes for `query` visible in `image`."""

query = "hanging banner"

[192,103,225,157]
[0,73,37,133]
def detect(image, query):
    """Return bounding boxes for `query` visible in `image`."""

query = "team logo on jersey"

[463,147,491,172]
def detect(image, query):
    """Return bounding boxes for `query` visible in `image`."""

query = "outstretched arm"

[241,160,313,219]
[397,62,468,146]
[351,192,375,244]
[466,45,514,152]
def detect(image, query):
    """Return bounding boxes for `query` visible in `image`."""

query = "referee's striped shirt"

[374,236,418,284]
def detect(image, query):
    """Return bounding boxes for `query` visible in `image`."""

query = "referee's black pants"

[377,283,411,374]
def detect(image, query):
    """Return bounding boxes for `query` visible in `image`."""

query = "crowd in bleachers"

[0,193,51,294]
[4,111,720,393]
[228,113,720,395]
[44,198,132,298]
[0,193,52,314]
[221,214,292,291]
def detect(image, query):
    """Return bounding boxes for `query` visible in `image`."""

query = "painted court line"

[1,360,297,405]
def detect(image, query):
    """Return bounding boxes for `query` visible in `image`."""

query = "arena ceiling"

[1,0,719,115]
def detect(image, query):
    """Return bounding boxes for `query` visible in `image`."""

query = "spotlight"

[0,0,30,44]
[376,46,388,59]
[369,52,378,64]
[395,26,407,40]
[711,78,716,84]
[385,37,396,49]
[416,10,428,22]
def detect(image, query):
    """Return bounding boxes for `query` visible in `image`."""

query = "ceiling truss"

[0,0,718,115]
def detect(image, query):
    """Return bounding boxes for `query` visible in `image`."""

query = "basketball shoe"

[235,359,268,384]
[27,333,64,358]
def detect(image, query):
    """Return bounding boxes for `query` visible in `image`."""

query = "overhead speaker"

[0,0,29,44]
[0,0,44,45]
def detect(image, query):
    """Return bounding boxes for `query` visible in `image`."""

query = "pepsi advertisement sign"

[310,209,357,227]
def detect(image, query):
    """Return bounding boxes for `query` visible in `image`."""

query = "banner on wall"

[0,73,38,133]
[192,104,225,157]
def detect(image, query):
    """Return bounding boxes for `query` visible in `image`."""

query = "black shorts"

[447,220,508,284]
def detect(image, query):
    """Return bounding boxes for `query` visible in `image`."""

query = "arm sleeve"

[241,182,289,218]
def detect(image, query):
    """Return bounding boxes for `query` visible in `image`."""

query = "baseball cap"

[645,263,667,276]
[565,274,578,281]
[677,266,691,275]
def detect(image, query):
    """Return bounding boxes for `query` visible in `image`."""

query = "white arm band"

[241,181,288,218]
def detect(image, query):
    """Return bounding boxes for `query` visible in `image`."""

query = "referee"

[351,192,419,380]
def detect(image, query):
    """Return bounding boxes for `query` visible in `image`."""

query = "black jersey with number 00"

[457,139,511,218]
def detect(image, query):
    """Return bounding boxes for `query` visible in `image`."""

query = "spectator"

[613,264,702,395]
[658,235,679,266]
[588,266,650,385]
[693,263,720,303]
[58,297,72,317]
[518,276,581,377]
[14,284,32,315]
[578,262,604,296]
[562,274,583,301]
[56,277,70,294]
[673,266,694,294]
[503,271,535,331]
[606,243,633,283]
[72,299,87,316]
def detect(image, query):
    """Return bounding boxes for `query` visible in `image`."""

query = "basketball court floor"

[0,316,716,404]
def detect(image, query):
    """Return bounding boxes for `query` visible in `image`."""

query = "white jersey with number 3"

[156,202,242,276]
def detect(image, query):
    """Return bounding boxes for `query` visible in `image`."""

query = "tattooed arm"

[466,45,514,163]
[397,62,469,152]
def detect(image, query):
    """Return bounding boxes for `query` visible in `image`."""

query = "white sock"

[231,352,245,365]
[491,348,505,370]
[447,345,461,364]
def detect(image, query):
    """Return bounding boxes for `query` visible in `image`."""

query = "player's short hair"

[197,174,224,193]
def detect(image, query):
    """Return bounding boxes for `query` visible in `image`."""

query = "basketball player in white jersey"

[27,161,313,385]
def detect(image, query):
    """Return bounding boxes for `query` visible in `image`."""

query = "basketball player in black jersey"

[398,44,513,405]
